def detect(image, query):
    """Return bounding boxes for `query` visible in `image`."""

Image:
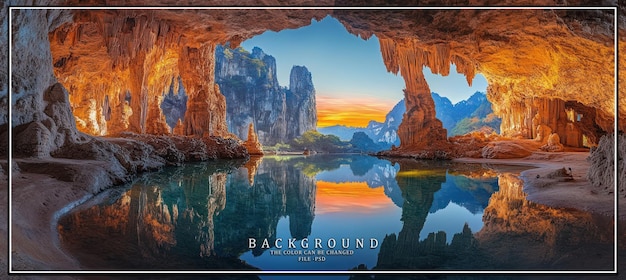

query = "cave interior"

[6,7,619,161]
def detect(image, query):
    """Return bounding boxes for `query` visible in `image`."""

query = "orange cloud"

[316,96,396,128]
[315,180,396,215]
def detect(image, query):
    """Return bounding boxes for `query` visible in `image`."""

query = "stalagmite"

[243,123,264,156]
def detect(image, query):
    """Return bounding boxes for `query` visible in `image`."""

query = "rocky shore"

[5,130,250,273]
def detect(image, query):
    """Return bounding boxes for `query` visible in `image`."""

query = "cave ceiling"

[10,1,623,150]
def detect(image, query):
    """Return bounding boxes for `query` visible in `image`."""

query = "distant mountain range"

[432,92,501,136]
[318,92,501,149]
[319,99,405,149]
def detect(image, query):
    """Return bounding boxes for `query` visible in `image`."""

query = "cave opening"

[234,15,492,148]
[240,15,407,131]
[44,8,614,156]
[160,77,188,133]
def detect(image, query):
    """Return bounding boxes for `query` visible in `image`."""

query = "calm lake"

[57,154,614,275]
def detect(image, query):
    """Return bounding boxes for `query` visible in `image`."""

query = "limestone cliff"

[215,45,317,145]
[286,66,318,141]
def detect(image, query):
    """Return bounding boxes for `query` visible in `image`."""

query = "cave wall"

[8,6,72,128]
[495,97,606,147]
[49,11,230,137]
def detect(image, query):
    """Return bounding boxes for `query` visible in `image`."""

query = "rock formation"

[379,39,449,150]
[540,133,565,152]
[587,133,624,197]
[49,14,228,137]
[215,45,317,145]
[286,66,318,141]
[501,97,604,148]
[242,123,263,155]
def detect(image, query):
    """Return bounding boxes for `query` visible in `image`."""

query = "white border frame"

[7,5,619,276]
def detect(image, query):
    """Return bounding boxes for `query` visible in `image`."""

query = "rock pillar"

[243,123,263,156]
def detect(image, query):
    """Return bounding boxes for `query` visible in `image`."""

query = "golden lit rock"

[243,123,263,156]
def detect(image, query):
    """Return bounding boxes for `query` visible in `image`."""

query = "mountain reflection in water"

[57,154,614,272]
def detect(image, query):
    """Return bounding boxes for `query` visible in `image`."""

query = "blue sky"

[240,15,489,127]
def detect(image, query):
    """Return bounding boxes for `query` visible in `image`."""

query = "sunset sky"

[241,15,488,128]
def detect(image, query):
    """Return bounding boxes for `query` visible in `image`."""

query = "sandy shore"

[5,158,124,276]
[3,151,623,276]
[454,151,622,219]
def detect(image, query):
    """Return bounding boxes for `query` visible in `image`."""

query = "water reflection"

[373,159,487,270]
[57,155,614,272]
[477,173,614,270]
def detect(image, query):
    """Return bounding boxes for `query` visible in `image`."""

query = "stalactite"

[50,10,234,138]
